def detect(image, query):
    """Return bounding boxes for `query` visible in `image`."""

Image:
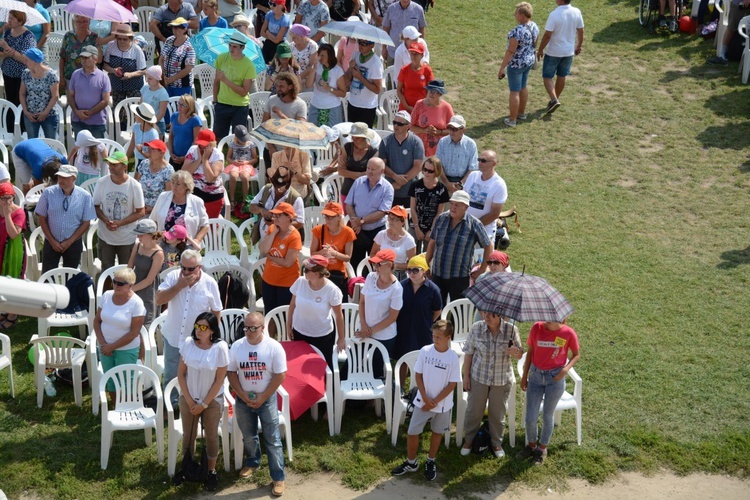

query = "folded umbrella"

[464,272,574,323]
[280,341,327,420]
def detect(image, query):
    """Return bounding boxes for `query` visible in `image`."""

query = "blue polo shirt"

[344,175,394,231]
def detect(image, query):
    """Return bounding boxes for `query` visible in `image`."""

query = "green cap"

[106,151,128,164]
[276,42,292,59]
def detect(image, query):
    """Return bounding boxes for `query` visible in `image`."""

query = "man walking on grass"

[537,0,584,114]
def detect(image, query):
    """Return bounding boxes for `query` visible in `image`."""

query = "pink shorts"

[223,163,257,176]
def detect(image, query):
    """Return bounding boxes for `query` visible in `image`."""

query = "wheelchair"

[639,0,688,32]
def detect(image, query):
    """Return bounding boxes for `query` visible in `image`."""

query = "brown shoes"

[238,466,256,478]
[272,480,285,496]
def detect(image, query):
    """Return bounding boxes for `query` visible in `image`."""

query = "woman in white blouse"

[93,267,146,403]
[175,312,229,492]
[370,205,416,281]
[356,249,403,378]
[149,170,210,250]
[287,255,345,369]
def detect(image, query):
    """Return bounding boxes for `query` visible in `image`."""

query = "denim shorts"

[507,64,533,92]
[542,55,573,79]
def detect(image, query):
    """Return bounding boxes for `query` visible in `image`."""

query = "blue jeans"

[24,113,59,140]
[524,365,566,446]
[71,122,107,139]
[234,396,286,481]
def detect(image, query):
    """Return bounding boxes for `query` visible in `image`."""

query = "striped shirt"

[435,134,478,182]
[430,211,490,279]
[35,185,96,242]
[463,320,522,386]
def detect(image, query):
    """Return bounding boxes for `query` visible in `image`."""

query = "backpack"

[471,420,491,455]
[404,386,419,419]
[218,271,250,310]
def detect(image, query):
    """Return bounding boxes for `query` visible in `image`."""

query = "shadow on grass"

[717,245,750,269]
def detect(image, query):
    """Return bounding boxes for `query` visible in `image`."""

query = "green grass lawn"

[2,0,750,497]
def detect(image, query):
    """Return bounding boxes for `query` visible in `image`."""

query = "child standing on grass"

[517,319,580,465]
[391,320,460,481]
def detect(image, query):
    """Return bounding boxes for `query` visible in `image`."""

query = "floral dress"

[21,69,59,116]
[137,160,175,208]
[292,38,318,77]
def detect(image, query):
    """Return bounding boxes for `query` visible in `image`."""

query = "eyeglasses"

[243,325,263,332]
[421,167,435,174]
[406,268,422,274]
[194,323,210,332]
[181,265,198,272]
[477,158,489,163]
[62,196,70,211]
[487,260,502,266]
[178,102,188,108]
[112,280,129,287]
[392,120,408,127]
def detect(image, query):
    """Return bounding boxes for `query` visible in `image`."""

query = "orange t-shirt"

[262,227,302,287]
[311,224,357,275]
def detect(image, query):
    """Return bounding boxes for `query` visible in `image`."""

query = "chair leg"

[73,366,83,407]
[156,422,164,463]
[145,427,152,445]
[168,431,177,477]
[455,400,465,447]
[326,400,335,437]
[101,429,111,469]
[8,364,13,398]
[36,367,44,408]
[374,398,382,417]
[233,418,243,470]
[391,406,402,447]
[576,407,582,445]
[385,393,392,435]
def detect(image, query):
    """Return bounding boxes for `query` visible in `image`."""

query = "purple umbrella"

[464,272,574,323]
[65,0,137,23]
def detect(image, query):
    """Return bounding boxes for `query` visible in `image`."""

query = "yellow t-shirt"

[216,52,257,107]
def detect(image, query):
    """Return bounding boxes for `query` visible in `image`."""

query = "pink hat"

[164,225,188,240]
[304,255,329,269]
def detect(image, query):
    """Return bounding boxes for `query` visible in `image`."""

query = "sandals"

[0,316,18,330]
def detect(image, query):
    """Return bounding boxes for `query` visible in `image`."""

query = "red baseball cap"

[195,129,216,147]
[369,249,396,264]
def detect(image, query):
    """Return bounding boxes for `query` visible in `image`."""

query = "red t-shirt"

[527,322,579,370]
[397,63,434,110]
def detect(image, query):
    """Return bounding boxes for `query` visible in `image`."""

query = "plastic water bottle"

[44,375,56,397]
[248,391,257,401]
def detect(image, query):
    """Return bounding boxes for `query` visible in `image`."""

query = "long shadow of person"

[717,245,750,269]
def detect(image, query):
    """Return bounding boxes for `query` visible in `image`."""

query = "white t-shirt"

[93,175,145,245]
[179,337,229,403]
[373,230,416,265]
[361,272,403,341]
[228,336,287,394]
[544,4,585,58]
[462,170,507,241]
[74,143,108,176]
[98,291,146,351]
[157,270,222,348]
[393,38,430,73]
[184,145,225,195]
[311,63,345,109]
[347,51,384,110]
[414,344,461,413]
[290,277,343,337]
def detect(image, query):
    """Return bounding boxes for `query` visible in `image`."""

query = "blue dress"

[395,277,443,358]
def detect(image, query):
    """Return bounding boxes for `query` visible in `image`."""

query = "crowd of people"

[0,0,584,495]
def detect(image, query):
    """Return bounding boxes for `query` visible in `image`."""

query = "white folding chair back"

[80,177,99,197]
[44,33,64,70]
[249,91,270,129]
[113,97,141,146]
[248,257,266,311]
[84,221,102,279]
[48,5,74,33]
[30,334,87,407]
[303,206,325,246]
[147,314,167,379]
[332,338,392,435]
[99,364,164,469]
[194,63,216,99]
[134,6,157,31]
[355,258,374,277]
[264,305,290,341]
[26,226,46,281]
[0,333,14,397]
[313,173,343,205]
[40,137,67,157]
[219,307,250,346]
[298,91,313,109]
[376,89,400,130]
[441,298,477,343]
[0,99,20,146]
[517,353,581,445]
[340,303,360,338]
[203,218,248,268]
[99,138,127,157]
[138,32,156,63]
[738,16,750,83]
[204,263,254,310]
[37,267,94,339]
[196,96,215,129]
[96,264,128,309]
[383,65,397,91]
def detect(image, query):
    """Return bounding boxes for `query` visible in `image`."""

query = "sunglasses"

[487,260,502,266]
[323,214,337,220]
[406,268,423,274]
[357,40,374,46]
[392,120,408,127]
[181,265,198,272]
[243,325,263,332]
[477,158,489,163]
[112,280,129,287]
[375,261,392,268]
[447,126,460,131]
[421,167,435,174]
[194,323,210,332]
[62,196,70,211]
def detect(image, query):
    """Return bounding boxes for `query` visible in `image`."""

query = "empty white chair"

[0,333,14,397]
[146,315,167,379]
[0,100,20,147]
[99,364,164,469]
[264,305,290,341]
[308,344,335,436]
[332,338,392,435]
[376,89,399,130]
[37,267,95,339]
[44,33,64,73]
[30,334,87,407]
[26,226,46,281]
[138,32,156,64]
[517,353,582,446]
[203,218,248,268]
[113,97,141,146]
[440,298,477,343]
[48,5,74,33]
[196,96,215,129]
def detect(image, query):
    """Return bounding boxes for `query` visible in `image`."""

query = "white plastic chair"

[40,137,67,157]
[738,15,750,83]
[297,91,313,110]
[312,172,344,205]
[44,33,64,71]
[196,96,215,129]
[302,205,325,246]
[218,307,250,346]
[376,89,399,131]
[95,264,128,309]
[340,303,361,338]
[248,257,266,312]
[146,314,167,380]
[164,377,231,476]
[383,65,397,91]
[80,177,99,197]
[355,258,374,278]
[228,382,293,465]
[12,185,24,209]
[37,267,95,339]
[517,353,582,446]
[134,6,157,31]
[20,103,65,142]
[65,107,115,151]
[0,99,20,147]
[99,364,164,469]
[113,97,141,146]
[194,63,216,100]
[249,91,271,129]
[99,138,127,158]
[48,5,74,33]
[440,298,477,343]
[138,32,156,64]
[307,344,335,436]
[0,333,14,397]
[203,218,248,269]
[30,334,87,407]
[84,221,102,280]
[0,142,7,168]
[264,305,290,341]
[332,338,392,435]
[715,0,730,56]
[26,226,46,281]
[391,350,452,447]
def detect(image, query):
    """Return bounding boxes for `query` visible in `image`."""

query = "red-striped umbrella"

[464,272,574,323]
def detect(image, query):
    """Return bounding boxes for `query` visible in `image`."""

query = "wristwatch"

[201,402,208,409]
